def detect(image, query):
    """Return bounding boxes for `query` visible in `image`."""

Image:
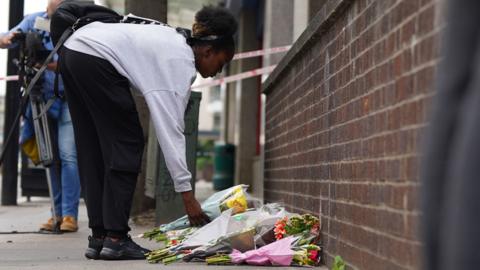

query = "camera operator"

[0,0,81,232]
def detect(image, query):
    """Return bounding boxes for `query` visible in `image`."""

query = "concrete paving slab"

[0,198,327,270]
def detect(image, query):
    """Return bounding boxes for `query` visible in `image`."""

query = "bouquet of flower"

[142,227,198,246]
[157,185,251,234]
[292,244,321,266]
[219,186,248,214]
[205,236,322,267]
[146,247,187,264]
[274,214,320,240]
[207,236,297,266]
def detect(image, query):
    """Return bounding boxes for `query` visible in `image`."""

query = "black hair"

[188,5,238,54]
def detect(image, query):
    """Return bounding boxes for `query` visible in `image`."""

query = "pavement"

[0,180,327,270]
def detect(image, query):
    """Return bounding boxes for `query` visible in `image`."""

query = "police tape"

[0,46,290,83]
[191,65,276,89]
[0,66,277,87]
[232,45,291,60]
[0,75,19,82]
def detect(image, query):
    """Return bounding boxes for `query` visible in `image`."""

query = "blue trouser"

[50,102,81,218]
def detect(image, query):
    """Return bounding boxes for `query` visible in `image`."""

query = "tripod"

[26,72,62,234]
[1,32,63,234]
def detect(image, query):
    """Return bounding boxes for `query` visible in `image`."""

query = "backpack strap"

[54,62,62,98]
[28,27,72,120]
[121,14,167,26]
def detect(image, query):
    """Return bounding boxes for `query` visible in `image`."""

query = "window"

[213,113,221,131]
[210,86,221,102]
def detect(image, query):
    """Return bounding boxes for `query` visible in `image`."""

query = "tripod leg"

[29,86,60,234]
[44,167,62,234]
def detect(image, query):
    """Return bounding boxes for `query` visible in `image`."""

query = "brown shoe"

[60,216,78,232]
[40,216,62,231]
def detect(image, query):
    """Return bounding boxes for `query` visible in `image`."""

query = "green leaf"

[332,255,346,270]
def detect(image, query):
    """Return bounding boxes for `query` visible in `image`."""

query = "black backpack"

[50,1,174,46]
[50,1,122,47]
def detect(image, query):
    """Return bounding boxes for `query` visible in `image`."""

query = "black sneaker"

[85,236,104,260]
[99,235,151,260]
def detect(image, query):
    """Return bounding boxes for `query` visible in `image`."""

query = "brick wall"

[262,0,443,269]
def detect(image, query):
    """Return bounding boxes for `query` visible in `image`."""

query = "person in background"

[421,0,480,269]
[0,0,81,232]
[59,5,237,260]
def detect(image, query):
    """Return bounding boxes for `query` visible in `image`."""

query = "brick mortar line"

[333,197,420,213]
[342,0,437,68]
[266,0,356,109]
[322,235,416,270]
[286,0,437,103]
[265,183,421,200]
[280,32,439,129]
[283,0,404,92]
[264,155,420,169]
[326,122,426,149]
[266,5,441,127]
[265,0,438,120]
[264,113,425,155]
[265,189,421,215]
[324,217,423,246]
[264,0,356,94]
[267,122,424,152]
[265,178,421,188]
[265,83,434,149]
[326,195,421,215]
[265,42,438,141]
[264,154,421,169]
[265,181,421,197]
[264,86,432,154]
[264,125,424,161]
[264,177,421,186]
[264,179,421,190]
[263,176,420,183]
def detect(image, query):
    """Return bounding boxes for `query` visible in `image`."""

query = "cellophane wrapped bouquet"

[142,185,322,266]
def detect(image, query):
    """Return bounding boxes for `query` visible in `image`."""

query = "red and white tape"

[191,65,276,89]
[0,75,19,82]
[0,67,276,88]
[232,45,291,60]
[0,46,290,84]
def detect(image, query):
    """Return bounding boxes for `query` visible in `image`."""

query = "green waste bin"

[153,92,201,225]
[213,143,235,190]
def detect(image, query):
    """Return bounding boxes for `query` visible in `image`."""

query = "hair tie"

[196,35,223,41]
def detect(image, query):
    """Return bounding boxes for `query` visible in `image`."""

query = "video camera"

[12,30,50,75]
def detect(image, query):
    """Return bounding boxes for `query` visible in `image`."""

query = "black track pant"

[59,47,144,237]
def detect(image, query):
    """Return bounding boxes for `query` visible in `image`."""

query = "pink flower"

[308,250,318,261]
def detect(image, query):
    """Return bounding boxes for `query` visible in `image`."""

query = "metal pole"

[1,0,24,206]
